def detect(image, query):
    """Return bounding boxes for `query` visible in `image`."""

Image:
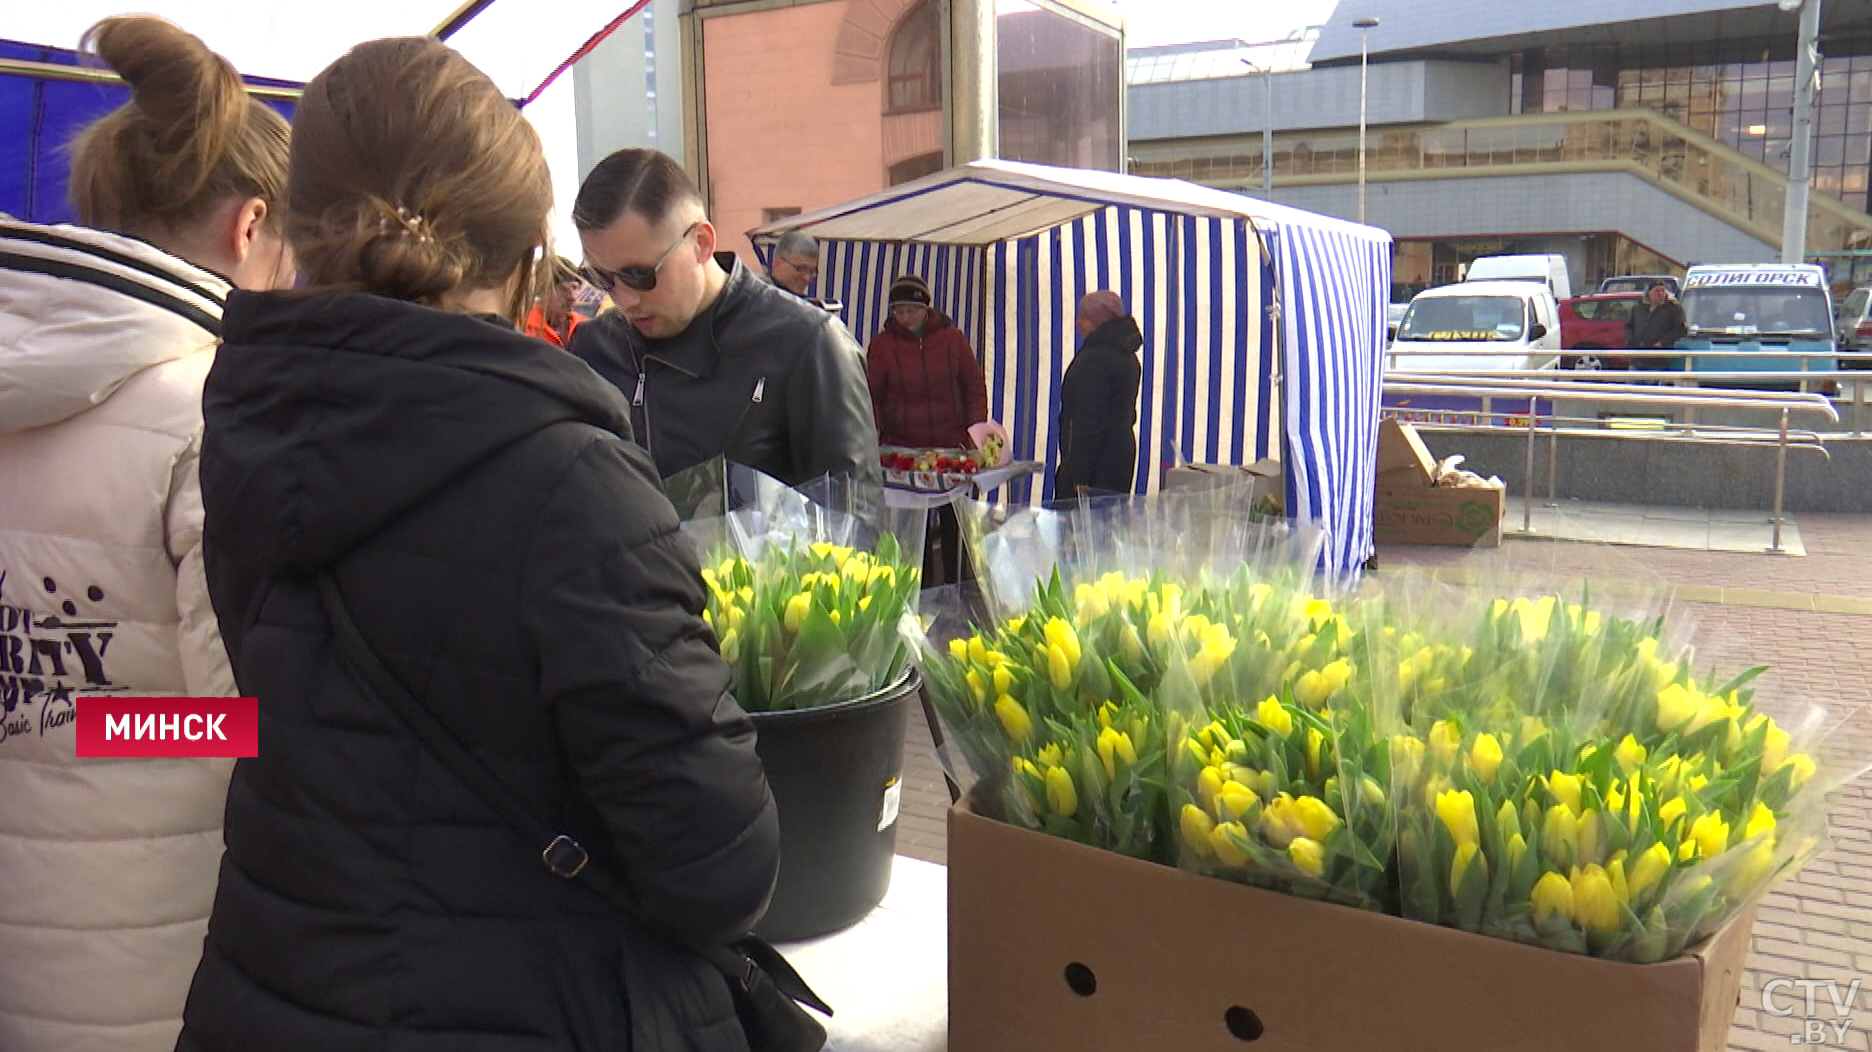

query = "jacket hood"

[0,221,231,433]
[204,290,635,574]
[1086,315,1144,355]
[883,310,953,342]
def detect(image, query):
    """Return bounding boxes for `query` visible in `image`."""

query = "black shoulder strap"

[314,572,830,1017]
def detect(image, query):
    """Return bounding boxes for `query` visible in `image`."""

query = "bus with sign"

[1676,263,1838,382]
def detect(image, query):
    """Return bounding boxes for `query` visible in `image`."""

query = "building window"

[887,0,942,114]
[889,152,944,186]
[763,207,803,224]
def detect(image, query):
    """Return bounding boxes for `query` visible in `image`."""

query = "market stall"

[751,160,1392,578]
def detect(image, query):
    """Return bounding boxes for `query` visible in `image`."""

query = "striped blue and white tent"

[751,160,1391,578]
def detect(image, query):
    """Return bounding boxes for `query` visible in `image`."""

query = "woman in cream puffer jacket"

[0,16,292,1052]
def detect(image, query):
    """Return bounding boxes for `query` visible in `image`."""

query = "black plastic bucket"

[749,668,921,942]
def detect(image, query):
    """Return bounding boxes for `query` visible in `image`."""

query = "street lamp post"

[1241,55,1274,198]
[1353,16,1380,225]
[1778,0,1822,264]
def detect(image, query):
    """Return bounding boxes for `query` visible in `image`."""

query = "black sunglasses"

[582,222,700,293]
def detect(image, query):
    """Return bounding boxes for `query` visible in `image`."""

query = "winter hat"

[1078,289,1128,328]
[889,274,932,309]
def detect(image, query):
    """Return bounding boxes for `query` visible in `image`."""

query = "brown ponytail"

[68,16,289,235]
[286,36,552,314]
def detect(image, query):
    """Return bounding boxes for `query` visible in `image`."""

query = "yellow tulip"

[1575,809,1604,864]
[1392,735,1426,786]
[1451,842,1483,891]
[1217,780,1259,823]
[1730,839,1778,892]
[1255,696,1294,738]
[1570,865,1623,932]
[1211,821,1252,867]
[993,665,1014,697]
[1507,833,1528,874]
[1758,718,1791,772]
[1190,634,1236,686]
[1073,583,1109,620]
[994,695,1033,743]
[1147,611,1177,652]
[1260,793,1302,849]
[1469,733,1504,785]
[1012,757,1045,814]
[968,636,990,667]
[1180,804,1216,858]
[1784,754,1817,787]
[1119,623,1144,665]
[1044,765,1078,817]
[1656,682,1698,732]
[1606,855,1631,906]
[1304,598,1334,625]
[1304,727,1326,781]
[1289,837,1327,878]
[1658,796,1688,828]
[1688,812,1731,859]
[1037,743,1064,766]
[1292,795,1342,841]
[1435,789,1481,849]
[1745,801,1776,843]
[1614,734,1647,774]
[719,628,740,663]
[1359,775,1386,808]
[1542,805,1578,865]
[1196,766,1226,814]
[783,592,811,633]
[1531,871,1574,923]
[1043,618,1082,670]
[1046,644,1073,691]
[965,669,987,705]
[1629,843,1672,900]
[1096,727,1138,782]
[1292,669,1331,709]
[1548,771,1583,816]
[1428,720,1461,767]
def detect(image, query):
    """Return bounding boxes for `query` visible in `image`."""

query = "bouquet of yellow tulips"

[1381,581,1834,961]
[677,461,924,712]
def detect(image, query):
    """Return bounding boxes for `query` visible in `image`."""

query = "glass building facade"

[1509,36,1872,211]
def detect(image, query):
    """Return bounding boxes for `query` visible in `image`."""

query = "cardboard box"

[1374,483,1505,548]
[949,803,1752,1052]
[1163,458,1283,505]
[1375,417,1437,488]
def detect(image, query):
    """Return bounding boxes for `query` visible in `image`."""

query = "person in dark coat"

[1054,290,1144,502]
[1625,284,1688,357]
[568,150,877,486]
[176,37,779,1052]
[865,274,990,450]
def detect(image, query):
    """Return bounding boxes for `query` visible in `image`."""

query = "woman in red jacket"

[866,274,988,448]
[866,274,989,585]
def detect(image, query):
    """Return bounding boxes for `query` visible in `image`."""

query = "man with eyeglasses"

[567,149,877,487]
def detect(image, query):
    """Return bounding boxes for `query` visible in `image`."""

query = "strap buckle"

[542,834,589,878]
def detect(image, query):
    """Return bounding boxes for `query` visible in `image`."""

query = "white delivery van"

[1463,254,1574,302]
[1388,280,1562,372]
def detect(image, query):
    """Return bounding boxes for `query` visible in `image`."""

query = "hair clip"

[392,206,432,243]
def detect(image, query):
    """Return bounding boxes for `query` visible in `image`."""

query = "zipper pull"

[632,373,645,407]
[752,377,766,404]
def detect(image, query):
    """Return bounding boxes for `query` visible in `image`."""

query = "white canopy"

[6,0,642,101]
[748,159,1379,246]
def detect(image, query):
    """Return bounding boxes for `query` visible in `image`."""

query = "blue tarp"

[0,38,299,224]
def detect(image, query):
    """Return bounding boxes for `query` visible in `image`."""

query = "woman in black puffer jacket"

[1053,290,1144,502]
[177,36,778,1052]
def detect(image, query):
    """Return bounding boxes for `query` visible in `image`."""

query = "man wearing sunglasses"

[567,149,877,487]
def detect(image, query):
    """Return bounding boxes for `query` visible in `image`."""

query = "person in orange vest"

[524,256,586,347]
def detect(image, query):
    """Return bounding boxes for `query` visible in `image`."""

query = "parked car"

[1836,286,1872,368]
[1558,292,1642,370]
[1387,301,1409,342]
[1678,263,1836,389]
[1597,274,1681,297]
[1388,280,1562,373]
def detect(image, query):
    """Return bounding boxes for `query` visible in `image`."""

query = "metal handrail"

[1381,375,1824,552]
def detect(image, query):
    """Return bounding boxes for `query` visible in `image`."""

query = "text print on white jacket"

[0,221,239,1052]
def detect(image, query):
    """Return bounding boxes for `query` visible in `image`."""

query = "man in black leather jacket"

[568,150,878,485]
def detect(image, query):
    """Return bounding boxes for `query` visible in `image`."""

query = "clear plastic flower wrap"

[1376,567,1857,961]
[670,460,926,712]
